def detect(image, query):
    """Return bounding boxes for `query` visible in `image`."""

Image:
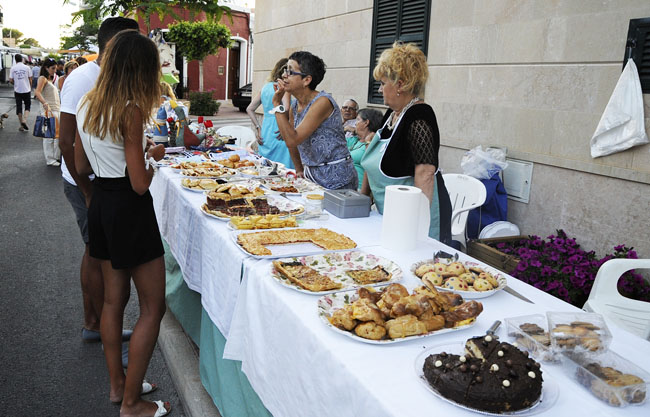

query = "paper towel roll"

[380,185,430,251]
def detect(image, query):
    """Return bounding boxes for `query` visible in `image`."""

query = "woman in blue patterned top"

[271,51,357,190]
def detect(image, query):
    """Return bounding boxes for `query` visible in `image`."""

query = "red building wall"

[140,7,251,100]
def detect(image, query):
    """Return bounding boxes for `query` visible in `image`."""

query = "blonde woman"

[34,58,61,166]
[360,42,452,243]
[74,30,170,417]
[58,60,79,90]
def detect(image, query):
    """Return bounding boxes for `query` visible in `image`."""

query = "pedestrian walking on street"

[74,29,170,417]
[34,58,62,166]
[9,54,32,132]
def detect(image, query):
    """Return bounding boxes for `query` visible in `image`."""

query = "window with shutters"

[368,0,432,104]
[624,17,650,93]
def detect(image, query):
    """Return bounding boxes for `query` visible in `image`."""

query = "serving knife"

[503,286,534,304]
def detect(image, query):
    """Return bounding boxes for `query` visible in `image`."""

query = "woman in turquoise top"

[246,58,294,169]
[360,42,452,244]
[347,108,383,189]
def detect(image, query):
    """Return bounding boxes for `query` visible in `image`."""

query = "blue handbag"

[33,112,56,138]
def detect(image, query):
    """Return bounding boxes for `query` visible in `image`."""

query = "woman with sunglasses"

[34,58,61,166]
[272,51,357,190]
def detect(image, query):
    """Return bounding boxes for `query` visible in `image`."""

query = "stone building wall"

[254,0,650,257]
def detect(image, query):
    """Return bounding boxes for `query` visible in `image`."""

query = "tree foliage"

[60,19,101,51]
[20,38,41,48]
[66,0,231,27]
[166,20,231,62]
[3,28,24,40]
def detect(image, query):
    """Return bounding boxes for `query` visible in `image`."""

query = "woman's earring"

[397,90,401,96]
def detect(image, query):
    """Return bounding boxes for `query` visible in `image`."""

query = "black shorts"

[14,92,31,114]
[88,177,164,270]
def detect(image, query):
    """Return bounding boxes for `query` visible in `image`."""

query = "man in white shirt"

[59,17,140,353]
[9,54,32,132]
[341,98,359,139]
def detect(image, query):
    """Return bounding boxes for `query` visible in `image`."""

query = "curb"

[158,308,222,417]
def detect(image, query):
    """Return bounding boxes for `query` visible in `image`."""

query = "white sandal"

[142,381,157,395]
[153,400,171,417]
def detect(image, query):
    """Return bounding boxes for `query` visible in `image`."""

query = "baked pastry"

[354,321,386,340]
[423,335,543,413]
[415,263,436,277]
[238,228,356,256]
[326,285,482,341]
[272,260,342,292]
[345,266,391,285]
[575,361,646,406]
[422,271,443,287]
[385,314,427,339]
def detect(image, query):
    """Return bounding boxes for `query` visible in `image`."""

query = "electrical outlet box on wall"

[503,159,533,203]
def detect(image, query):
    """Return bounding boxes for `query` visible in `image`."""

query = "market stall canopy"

[83,53,98,62]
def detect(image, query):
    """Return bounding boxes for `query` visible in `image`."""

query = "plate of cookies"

[411,258,507,299]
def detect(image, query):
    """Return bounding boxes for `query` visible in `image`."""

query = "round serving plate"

[410,258,507,299]
[413,342,559,415]
[317,288,477,344]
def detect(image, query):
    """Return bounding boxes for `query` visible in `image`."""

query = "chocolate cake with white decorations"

[423,335,543,413]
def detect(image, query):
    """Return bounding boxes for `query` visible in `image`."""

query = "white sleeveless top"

[76,97,146,178]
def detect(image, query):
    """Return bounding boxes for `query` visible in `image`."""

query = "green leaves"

[167,20,232,62]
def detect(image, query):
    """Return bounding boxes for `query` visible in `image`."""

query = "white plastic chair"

[442,173,487,250]
[216,125,256,148]
[583,259,650,340]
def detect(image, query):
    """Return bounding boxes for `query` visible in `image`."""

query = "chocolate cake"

[423,335,543,413]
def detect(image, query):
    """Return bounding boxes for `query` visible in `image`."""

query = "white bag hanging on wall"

[590,59,648,158]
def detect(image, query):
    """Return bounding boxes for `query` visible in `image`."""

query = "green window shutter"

[624,17,650,93]
[368,0,431,104]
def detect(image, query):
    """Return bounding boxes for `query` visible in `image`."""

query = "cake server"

[503,286,534,304]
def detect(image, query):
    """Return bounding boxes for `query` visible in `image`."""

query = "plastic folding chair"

[583,258,650,340]
[216,125,256,148]
[442,173,487,250]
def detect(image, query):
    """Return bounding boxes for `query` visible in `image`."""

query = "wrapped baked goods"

[547,312,612,353]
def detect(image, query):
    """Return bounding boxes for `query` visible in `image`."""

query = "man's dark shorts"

[63,180,89,244]
[14,92,31,114]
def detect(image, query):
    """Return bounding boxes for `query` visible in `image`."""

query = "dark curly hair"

[288,51,326,90]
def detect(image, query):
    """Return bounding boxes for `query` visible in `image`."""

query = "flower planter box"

[467,236,526,273]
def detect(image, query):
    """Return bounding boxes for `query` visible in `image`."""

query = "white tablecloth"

[151,167,650,417]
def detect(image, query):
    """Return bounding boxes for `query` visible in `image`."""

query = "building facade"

[142,4,252,100]
[253,0,650,257]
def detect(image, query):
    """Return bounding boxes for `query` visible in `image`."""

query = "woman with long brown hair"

[74,29,170,417]
[34,58,61,165]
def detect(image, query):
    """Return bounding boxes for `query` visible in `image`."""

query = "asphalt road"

[0,89,185,417]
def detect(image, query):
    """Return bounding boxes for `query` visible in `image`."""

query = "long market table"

[151,166,650,417]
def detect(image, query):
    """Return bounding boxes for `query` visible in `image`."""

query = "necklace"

[386,96,421,130]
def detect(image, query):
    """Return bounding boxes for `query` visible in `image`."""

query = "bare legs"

[100,256,169,417]
[81,245,104,332]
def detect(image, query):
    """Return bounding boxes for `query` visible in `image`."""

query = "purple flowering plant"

[490,230,650,307]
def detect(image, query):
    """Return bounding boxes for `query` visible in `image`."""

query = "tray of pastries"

[228,214,299,230]
[215,153,257,169]
[260,177,322,195]
[547,312,612,354]
[505,314,556,363]
[415,335,559,415]
[202,188,303,220]
[171,160,222,170]
[270,250,402,294]
[233,227,356,258]
[411,258,507,299]
[181,167,236,178]
[562,349,649,407]
[318,282,483,344]
[180,178,227,192]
